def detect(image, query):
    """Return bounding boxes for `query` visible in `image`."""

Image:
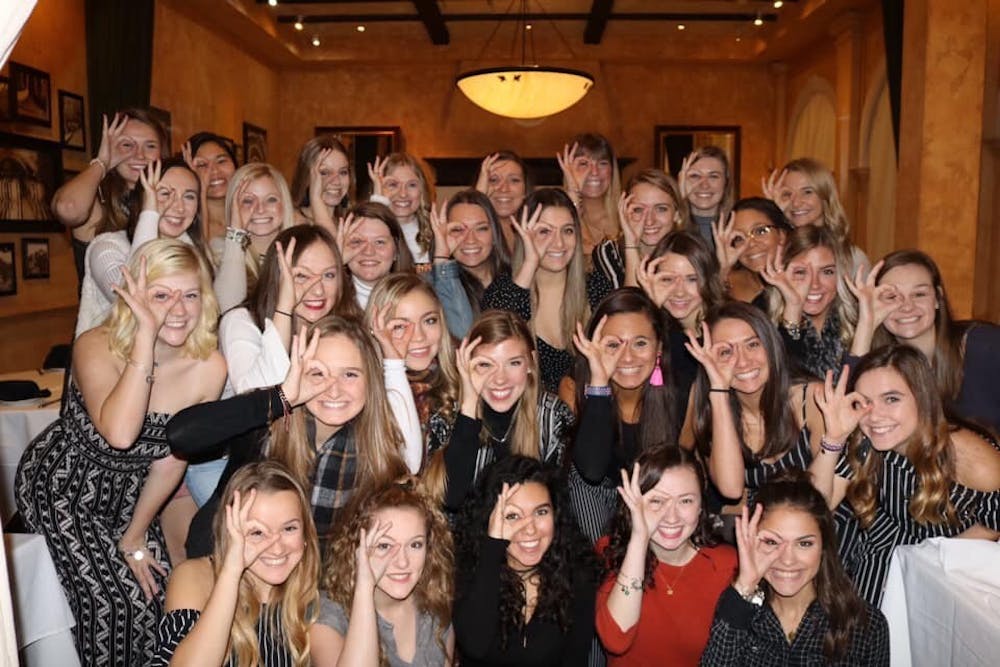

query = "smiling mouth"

[868,423,896,435]
[385,573,412,582]
[320,399,349,409]
[893,315,921,324]
[408,346,431,357]
[489,387,513,401]
[769,569,803,580]
[734,369,760,381]
[616,365,642,375]
[657,526,684,539]
[163,321,188,329]
[259,555,288,566]
[300,299,327,310]
[518,539,541,550]
[209,178,226,187]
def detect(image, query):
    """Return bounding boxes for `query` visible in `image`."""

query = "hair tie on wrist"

[708,387,731,394]
[274,309,292,318]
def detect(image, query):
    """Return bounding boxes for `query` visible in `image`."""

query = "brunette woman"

[168,316,412,555]
[683,303,825,510]
[290,135,352,232]
[428,189,512,337]
[592,169,685,292]
[677,146,734,249]
[453,455,598,666]
[183,132,238,245]
[16,240,227,665]
[438,311,574,510]
[312,480,455,666]
[809,345,1000,605]
[714,197,793,306]
[557,134,622,256]
[340,201,415,309]
[475,150,533,250]
[155,462,320,666]
[700,473,889,665]
[560,288,679,542]
[369,153,435,265]
[214,163,296,312]
[54,109,166,281]
[597,449,736,666]
[482,187,604,392]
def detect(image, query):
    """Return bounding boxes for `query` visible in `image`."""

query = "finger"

[247,533,282,564]
[592,314,609,343]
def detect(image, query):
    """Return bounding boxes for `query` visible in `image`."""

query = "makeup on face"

[787,246,838,323]
[878,264,938,343]
[781,171,824,228]
[447,202,494,270]
[371,506,428,602]
[147,270,203,347]
[387,290,443,373]
[304,334,368,429]
[502,481,555,570]
[244,490,307,594]
[685,157,725,215]
[346,217,396,284]
[488,160,527,219]
[627,182,678,246]
[155,167,200,238]
[471,338,532,412]
[316,150,351,208]
[193,141,236,200]
[732,209,784,273]
[758,505,822,601]
[383,164,423,220]
[600,312,660,390]
[855,367,919,453]
[291,241,341,323]
[710,317,770,393]
[239,176,285,239]
[645,466,702,559]
[534,206,577,273]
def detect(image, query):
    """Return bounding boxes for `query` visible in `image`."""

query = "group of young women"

[11,107,999,666]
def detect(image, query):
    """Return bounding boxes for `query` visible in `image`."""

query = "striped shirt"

[154,606,293,666]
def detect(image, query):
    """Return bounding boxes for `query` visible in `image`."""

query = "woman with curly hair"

[596,448,735,666]
[454,455,597,666]
[155,462,320,666]
[807,345,1000,605]
[365,273,461,470]
[311,480,455,665]
[702,472,888,665]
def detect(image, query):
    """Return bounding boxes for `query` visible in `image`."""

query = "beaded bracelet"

[89,157,108,179]
[126,357,157,384]
[820,434,847,454]
[584,384,612,397]
[782,318,803,341]
[225,227,251,249]
[616,574,643,596]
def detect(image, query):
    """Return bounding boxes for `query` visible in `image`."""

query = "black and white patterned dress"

[15,382,171,666]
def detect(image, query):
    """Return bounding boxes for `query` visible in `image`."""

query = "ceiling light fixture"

[773,1,784,8]
[312,35,320,46]
[294,17,304,31]
[754,13,764,27]
[357,25,366,32]
[677,24,686,31]
[455,0,593,120]
[267,0,277,7]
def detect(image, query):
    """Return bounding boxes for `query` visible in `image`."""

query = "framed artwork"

[58,90,86,150]
[0,76,9,119]
[0,242,16,296]
[0,132,64,232]
[314,126,402,200]
[148,106,172,155]
[21,237,50,279]
[243,123,267,163]
[654,125,742,198]
[8,61,51,127]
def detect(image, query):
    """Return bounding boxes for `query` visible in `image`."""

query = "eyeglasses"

[731,225,775,247]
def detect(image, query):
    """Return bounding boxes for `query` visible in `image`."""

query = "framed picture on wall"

[0,132,63,232]
[0,242,16,296]
[0,76,9,119]
[243,123,267,163]
[21,237,50,279]
[58,90,86,150]
[8,61,51,127]
[314,126,403,200]
[654,125,742,198]
[149,106,172,155]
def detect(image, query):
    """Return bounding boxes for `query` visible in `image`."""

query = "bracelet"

[782,318,802,341]
[820,434,847,454]
[273,309,292,318]
[276,386,293,415]
[709,387,731,394]
[225,226,251,248]
[126,357,157,384]
[623,245,639,250]
[733,582,765,606]
[616,573,643,596]
[89,157,107,179]
[584,384,612,397]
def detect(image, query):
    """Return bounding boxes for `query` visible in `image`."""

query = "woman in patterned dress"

[16,239,227,665]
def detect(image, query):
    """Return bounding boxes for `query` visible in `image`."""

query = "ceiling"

[166,0,878,66]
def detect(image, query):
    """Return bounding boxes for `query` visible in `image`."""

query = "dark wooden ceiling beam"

[277,13,781,25]
[411,1,449,45]
[584,0,614,45]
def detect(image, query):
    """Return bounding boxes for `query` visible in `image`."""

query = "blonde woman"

[16,239,227,665]
[369,153,435,265]
[156,462,320,666]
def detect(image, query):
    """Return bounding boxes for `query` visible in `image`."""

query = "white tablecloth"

[881,538,1000,667]
[0,371,63,520]
[4,533,79,666]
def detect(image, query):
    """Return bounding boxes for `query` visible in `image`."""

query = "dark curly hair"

[454,455,597,651]
[601,447,718,588]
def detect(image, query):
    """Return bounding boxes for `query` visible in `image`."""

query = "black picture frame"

[0,242,16,296]
[0,132,64,232]
[0,76,9,120]
[8,61,51,127]
[654,125,742,198]
[21,237,50,279]
[314,126,402,200]
[58,90,86,150]
[243,123,267,163]
[149,106,172,156]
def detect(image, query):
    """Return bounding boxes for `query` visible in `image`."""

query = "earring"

[649,354,664,387]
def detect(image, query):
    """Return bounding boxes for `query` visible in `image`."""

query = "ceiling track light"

[753,13,764,27]
[294,16,304,31]
[267,0,277,7]
[774,1,784,8]
[311,35,320,46]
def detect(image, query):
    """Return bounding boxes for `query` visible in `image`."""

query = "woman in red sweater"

[596,447,736,666]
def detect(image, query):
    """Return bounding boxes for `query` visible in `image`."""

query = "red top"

[595,539,737,667]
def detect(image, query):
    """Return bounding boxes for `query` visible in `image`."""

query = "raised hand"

[355,519,399,592]
[814,367,868,442]
[137,159,164,213]
[733,503,783,595]
[221,489,281,577]
[310,147,335,205]
[97,112,132,172]
[456,336,491,414]
[112,255,178,335]
[335,213,364,265]
[684,322,736,390]
[635,255,670,308]
[487,482,526,540]
[367,155,388,197]
[677,152,699,201]
[846,260,898,329]
[429,199,454,261]
[275,238,320,318]
[511,204,548,270]
[556,142,582,201]
[572,317,625,387]
[369,303,414,361]
[712,211,745,273]
[228,178,252,232]
[475,153,501,194]
[761,168,791,213]
[618,463,665,546]
[618,192,643,249]
[280,327,334,406]
[759,245,806,308]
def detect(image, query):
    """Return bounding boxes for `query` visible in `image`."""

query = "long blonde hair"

[212,462,320,667]
[223,163,296,291]
[782,157,851,245]
[380,153,435,258]
[322,479,453,666]
[105,238,219,361]
[363,272,460,423]
[266,316,408,501]
[512,188,590,350]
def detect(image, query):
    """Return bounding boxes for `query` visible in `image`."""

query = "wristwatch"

[733,581,765,606]
[120,546,145,561]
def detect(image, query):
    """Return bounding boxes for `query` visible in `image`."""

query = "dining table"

[0,369,64,521]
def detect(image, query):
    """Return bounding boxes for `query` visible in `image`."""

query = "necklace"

[483,417,515,443]
[660,546,697,595]
[786,628,797,643]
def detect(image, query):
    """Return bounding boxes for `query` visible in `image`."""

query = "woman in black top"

[701,472,888,666]
[454,455,597,667]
